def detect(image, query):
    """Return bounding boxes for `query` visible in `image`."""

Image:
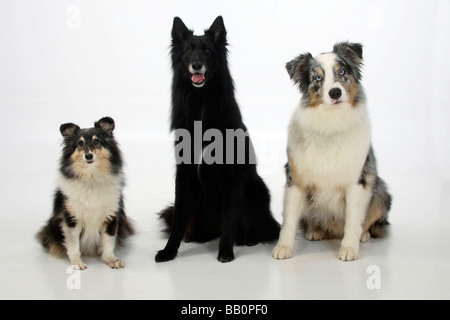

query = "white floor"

[1,167,450,300]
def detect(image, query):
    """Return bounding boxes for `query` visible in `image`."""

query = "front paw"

[155,249,178,263]
[338,246,359,261]
[272,245,293,260]
[70,258,88,270]
[103,256,125,269]
[217,251,235,263]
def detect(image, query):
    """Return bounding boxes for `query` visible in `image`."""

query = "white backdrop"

[1,0,450,300]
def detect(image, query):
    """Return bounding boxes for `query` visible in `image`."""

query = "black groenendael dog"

[155,16,280,263]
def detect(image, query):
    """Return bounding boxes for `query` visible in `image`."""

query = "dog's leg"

[101,216,124,269]
[155,206,190,263]
[339,184,372,261]
[62,223,87,270]
[155,167,193,263]
[218,195,236,263]
[272,185,307,260]
[101,233,124,269]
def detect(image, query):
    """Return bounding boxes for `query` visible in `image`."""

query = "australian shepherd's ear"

[333,42,364,81]
[333,42,363,62]
[286,52,313,93]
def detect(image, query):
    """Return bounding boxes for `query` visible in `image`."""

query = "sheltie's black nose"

[329,88,342,100]
[191,62,203,71]
[85,153,93,161]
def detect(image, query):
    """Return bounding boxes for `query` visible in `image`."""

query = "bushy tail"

[116,211,135,247]
[369,217,390,239]
[243,175,281,245]
[36,218,66,257]
[158,205,175,237]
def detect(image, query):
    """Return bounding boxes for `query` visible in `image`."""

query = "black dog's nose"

[329,88,342,100]
[85,153,93,161]
[192,62,203,71]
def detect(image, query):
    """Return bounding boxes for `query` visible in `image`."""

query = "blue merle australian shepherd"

[272,43,392,261]
[155,16,280,263]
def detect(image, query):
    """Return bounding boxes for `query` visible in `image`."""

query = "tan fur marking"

[308,68,325,108]
[70,136,87,178]
[363,198,384,233]
[363,173,377,190]
[64,199,77,225]
[64,199,72,215]
[70,150,90,179]
[347,80,358,107]
[49,243,66,257]
[360,174,382,232]
[334,64,359,107]
[308,86,323,108]
[69,143,111,178]
[94,147,111,175]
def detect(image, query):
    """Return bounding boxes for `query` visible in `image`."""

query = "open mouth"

[191,73,206,88]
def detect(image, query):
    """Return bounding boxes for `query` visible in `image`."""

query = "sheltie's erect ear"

[60,123,80,139]
[95,117,115,136]
[205,16,227,46]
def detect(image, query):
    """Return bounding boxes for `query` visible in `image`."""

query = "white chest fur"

[288,102,371,191]
[58,174,123,253]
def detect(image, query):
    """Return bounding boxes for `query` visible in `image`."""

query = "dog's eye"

[93,138,100,147]
[315,75,322,82]
[186,48,192,54]
[78,140,84,147]
[339,68,345,76]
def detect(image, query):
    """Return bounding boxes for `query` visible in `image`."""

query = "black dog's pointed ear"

[172,17,193,42]
[60,123,80,139]
[333,42,363,64]
[286,53,313,92]
[95,117,115,135]
[205,16,227,45]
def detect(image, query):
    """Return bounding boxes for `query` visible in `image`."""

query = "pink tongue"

[191,73,205,83]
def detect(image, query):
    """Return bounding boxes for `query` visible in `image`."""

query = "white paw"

[338,247,359,261]
[272,245,294,260]
[104,256,125,269]
[71,260,88,270]
[360,231,371,242]
[306,231,325,241]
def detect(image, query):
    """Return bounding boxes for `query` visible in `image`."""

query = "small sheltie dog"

[37,117,134,269]
[273,42,392,261]
[155,16,280,263]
